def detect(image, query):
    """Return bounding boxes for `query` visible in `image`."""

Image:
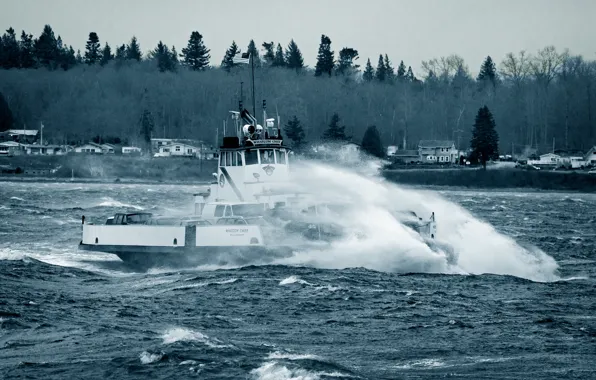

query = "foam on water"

[275,159,559,282]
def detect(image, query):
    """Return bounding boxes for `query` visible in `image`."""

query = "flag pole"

[251,53,256,121]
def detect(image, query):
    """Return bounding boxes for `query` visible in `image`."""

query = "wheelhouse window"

[175,146,181,152]
[220,153,226,166]
[245,149,258,165]
[231,204,264,217]
[276,150,287,164]
[237,152,244,166]
[214,205,225,217]
[260,149,275,164]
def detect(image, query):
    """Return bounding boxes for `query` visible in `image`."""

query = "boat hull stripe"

[220,167,244,201]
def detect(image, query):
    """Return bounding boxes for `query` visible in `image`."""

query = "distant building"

[151,138,205,154]
[122,146,142,155]
[528,153,561,168]
[75,142,104,154]
[585,146,596,166]
[100,143,116,154]
[418,140,457,163]
[156,142,199,157]
[391,149,421,164]
[386,145,399,157]
[0,141,26,156]
[25,144,66,155]
[1,129,39,144]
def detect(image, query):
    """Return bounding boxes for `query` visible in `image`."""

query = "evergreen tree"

[84,32,101,65]
[60,46,77,70]
[335,47,359,76]
[396,60,406,80]
[322,112,348,142]
[181,31,210,70]
[221,41,239,71]
[361,125,384,158]
[154,41,171,72]
[1,28,20,69]
[384,54,395,82]
[477,55,497,89]
[115,44,126,60]
[126,36,142,61]
[19,31,36,68]
[470,105,499,168]
[285,39,304,70]
[262,41,274,65]
[272,43,285,67]
[139,107,154,151]
[362,58,374,82]
[285,115,306,149]
[247,39,260,67]
[406,66,416,82]
[99,43,113,66]
[0,91,14,132]
[375,54,386,82]
[33,24,59,69]
[314,34,334,77]
[75,49,83,64]
[170,46,179,71]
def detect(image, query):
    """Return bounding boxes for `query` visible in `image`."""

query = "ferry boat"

[78,96,438,267]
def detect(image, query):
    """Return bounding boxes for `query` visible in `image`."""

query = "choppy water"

[1,177,595,379]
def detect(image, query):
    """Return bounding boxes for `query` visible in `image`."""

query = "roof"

[540,153,560,158]
[161,142,199,148]
[7,129,38,136]
[77,142,103,149]
[0,141,23,147]
[101,143,116,149]
[418,140,455,148]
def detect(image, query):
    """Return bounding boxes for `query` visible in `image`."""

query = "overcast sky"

[2,0,594,75]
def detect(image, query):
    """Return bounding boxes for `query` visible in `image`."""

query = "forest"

[0,24,594,155]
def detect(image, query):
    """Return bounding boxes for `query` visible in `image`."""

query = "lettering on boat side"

[226,228,249,233]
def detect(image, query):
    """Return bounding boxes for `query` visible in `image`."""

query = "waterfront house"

[418,140,457,163]
[74,142,104,154]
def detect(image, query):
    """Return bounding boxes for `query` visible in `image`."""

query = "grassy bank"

[0,155,217,182]
[383,168,596,191]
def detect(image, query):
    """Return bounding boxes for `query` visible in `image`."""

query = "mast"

[251,53,256,121]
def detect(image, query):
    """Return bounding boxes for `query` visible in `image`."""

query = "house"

[528,153,561,167]
[25,144,66,155]
[0,141,26,156]
[1,129,39,144]
[391,149,421,164]
[386,145,399,157]
[151,138,176,153]
[156,142,199,157]
[585,146,596,166]
[122,146,142,155]
[75,142,104,154]
[418,140,457,163]
[101,143,116,154]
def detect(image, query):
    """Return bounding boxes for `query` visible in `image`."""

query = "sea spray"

[278,158,559,282]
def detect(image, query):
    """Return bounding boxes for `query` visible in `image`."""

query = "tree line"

[0,24,595,156]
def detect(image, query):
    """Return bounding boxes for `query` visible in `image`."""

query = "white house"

[122,146,142,154]
[156,142,199,157]
[418,140,458,163]
[585,146,596,166]
[528,153,561,167]
[101,143,116,154]
[0,141,26,156]
[386,145,399,157]
[25,144,66,155]
[75,142,103,154]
